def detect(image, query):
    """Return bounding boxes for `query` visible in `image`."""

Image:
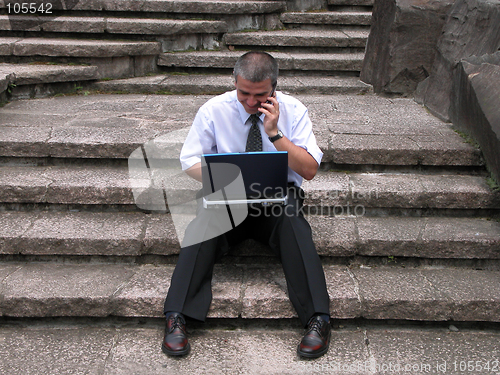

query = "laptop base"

[203,196,288,209]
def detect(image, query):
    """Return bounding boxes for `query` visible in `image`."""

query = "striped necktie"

[245,114,262,152]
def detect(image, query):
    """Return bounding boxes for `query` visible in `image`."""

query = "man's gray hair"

[233,51,279,88]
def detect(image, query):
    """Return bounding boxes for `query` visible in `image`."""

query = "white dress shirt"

[180,89,323,187]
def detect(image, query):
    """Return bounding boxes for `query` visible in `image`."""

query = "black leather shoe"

[162,313,190,356]
[297,315,331,358]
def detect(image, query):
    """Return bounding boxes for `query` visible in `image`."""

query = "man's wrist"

[268,129,284,143]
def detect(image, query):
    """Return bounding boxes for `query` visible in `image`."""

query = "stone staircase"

[0,0,285,98]
[1,91,500,372]
[1,0,500,371]
[1,92,500,322]
[0,0,373,98]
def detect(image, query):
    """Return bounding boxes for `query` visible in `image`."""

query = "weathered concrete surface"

[0,263,136,317]
[143,213,182,254]
[0,321,369,375]
[158,50,364,72]
[0,15,227,35]
[0,37,161,57]
[0,63,98,85]
[421,268,500,321]
[327,133,477,165]
[418,0,500,121]
[0,94,199,158]
[10,211,146,256]
[368,329,500,375]
[2,211,500,259]
[451,52,500,184]
[0,94,482,165]
[1,263,500,321]
[224,29,368,48]
[309,216,358,256]
[286,0,327,11]
[0,70,13,96]
[92,74,372,95]
[107,18,227,35]
[0,325,117,375]
[0,37,21,55]
[1,321,499,375]
[241,265,296,319]
[361,0,453,95]
[115,264,244,319]
[0,165,136,204]
[0,0,285,35]
[1,165,498,208]
[355,216,500,259]
[329,0,374,4]
[305,172,500,209]
[281,11,372,26]
[0,37,160,78]
[94,0,286,13]
[0,0,287,27]
[0,212,34,253]
[353,267,452,320]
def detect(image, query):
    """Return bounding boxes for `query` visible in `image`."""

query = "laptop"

[201,151,288,208]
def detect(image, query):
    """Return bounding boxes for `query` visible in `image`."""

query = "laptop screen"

[201,152,288,203]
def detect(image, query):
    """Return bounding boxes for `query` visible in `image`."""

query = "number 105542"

[7,2,53,14]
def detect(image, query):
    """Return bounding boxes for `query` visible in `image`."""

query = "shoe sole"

[297,344,329,358]
[162,342,191,357]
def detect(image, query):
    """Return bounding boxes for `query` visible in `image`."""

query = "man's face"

[234,76,274,114]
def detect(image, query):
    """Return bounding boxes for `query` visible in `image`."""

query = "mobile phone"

[265,86,276,105]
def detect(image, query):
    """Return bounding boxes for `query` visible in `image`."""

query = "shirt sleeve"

[179,105,217,171]
[288,102,323,167]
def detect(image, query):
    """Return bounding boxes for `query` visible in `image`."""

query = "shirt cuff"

[181,156,201,171]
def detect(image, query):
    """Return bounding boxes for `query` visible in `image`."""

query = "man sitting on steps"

[162,51,331,359]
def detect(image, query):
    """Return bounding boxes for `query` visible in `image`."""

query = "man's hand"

[259,95,280,137]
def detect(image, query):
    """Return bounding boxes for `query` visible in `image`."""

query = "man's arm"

[180,103,216,183]
[270,136,319,181]
[185,162,202,182]
[260,96,319,181]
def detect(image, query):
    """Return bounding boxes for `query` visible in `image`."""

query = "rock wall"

[361,0,453,95]
[451,52,500,184]
[418,0,500,121]
[362,0,500,182]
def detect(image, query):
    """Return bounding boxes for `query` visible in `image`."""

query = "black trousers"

[163,186,330,327]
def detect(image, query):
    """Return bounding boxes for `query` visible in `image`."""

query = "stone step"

[90,73,373,95]
[1,262,499,322]
[0,0,287,14]
[329,0,374,6]
[281,11,372,26]
[223,28,369,49]
[0,15,228,35]
[0,62,98,98]
[0,165,498,209]
[158,50,365,72]
[2,320,500,374]
[0,37,160,58]
[1,211,499,259]
[0,62,98,86]
[0,93,482,165]
[0,319,500,375]
[0,70,12,97]
[0,37,161,78]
